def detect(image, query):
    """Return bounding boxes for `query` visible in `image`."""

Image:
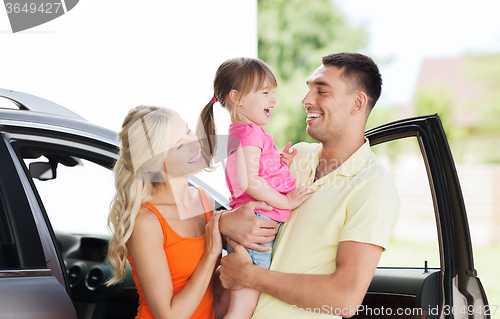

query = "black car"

[0,88,490,319]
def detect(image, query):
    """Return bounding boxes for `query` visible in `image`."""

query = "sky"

[336,0,500,107]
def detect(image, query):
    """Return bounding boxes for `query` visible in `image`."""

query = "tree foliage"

[257,0,368,149]
[413,53,500,163]
[414,85,460,140]
[464,53,500,134]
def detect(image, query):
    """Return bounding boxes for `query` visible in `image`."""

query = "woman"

[106,105,227,319]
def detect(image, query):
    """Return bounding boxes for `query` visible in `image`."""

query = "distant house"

[413,54,500,163]
[411,55,500,245]
[415,57,486,127]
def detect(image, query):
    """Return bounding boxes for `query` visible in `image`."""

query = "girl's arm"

[127,208,222,319]
[280,142,297,168]
[236,145,311,210]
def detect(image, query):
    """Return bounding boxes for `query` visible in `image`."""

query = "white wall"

[0,0,257,134]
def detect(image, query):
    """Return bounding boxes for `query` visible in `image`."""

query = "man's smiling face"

[302,65,356,145]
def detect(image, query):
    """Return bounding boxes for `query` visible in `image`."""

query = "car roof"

[0,88,117,142]
[0,88,85,120]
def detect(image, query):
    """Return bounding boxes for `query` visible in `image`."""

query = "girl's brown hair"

[196,57,277,167]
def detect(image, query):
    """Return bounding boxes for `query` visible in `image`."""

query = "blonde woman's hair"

[196,57,277,167]
[106,105,178,285]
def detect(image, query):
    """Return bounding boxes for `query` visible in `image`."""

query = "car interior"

[15,142,139,319]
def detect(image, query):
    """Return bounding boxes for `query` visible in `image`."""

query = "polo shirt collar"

[335,138,372,177]
[304,139,372,188]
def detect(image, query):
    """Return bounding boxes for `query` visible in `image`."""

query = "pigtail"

[196,99,217,169]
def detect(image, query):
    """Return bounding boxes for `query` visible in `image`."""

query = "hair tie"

[211,97,217,103]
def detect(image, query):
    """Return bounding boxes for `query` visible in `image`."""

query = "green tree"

[464,53,500,134]
[414,85,459,140]
[258,0,368,149]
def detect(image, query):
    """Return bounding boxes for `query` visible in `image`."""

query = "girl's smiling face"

[237,77,277,126]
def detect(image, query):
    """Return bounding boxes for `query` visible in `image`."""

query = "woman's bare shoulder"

[128,206,163,249]
[136,205,158,220]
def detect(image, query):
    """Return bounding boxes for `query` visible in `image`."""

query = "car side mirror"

[29,161,57,181]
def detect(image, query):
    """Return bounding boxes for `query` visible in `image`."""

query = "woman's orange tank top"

[127,187,215,319]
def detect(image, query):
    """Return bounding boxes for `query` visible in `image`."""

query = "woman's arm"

[212,268,230,319]
[236,145,311,210]
[204,191,226,250]
[127,209,222,319]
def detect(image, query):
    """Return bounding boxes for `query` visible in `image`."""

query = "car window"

[21,151,115,237]
[371,137,440,268]
[0,192,21,269]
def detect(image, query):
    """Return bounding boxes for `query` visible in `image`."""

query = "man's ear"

[229,89,240,106]
[351,91,368,115]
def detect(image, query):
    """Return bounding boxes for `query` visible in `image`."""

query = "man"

[219,53,400,318]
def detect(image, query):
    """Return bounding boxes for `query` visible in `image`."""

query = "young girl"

[197,58,312,319]
[107,106,229,319]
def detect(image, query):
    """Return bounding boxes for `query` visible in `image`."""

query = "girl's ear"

[229,89,240,106]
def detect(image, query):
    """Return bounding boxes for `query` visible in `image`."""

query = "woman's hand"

[204,211,223,257]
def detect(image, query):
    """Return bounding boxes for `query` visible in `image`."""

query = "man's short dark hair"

[322,53,382,111]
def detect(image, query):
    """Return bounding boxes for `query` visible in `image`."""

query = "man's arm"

[219,239,382,318]
[218,201,278,251]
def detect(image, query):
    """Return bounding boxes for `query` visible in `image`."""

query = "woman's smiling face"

[163,115,205,178]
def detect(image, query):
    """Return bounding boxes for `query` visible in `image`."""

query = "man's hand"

[219,238,254,290]
[280,142,297,168]
[219,201,278,251]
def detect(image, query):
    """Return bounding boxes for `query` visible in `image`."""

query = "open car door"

[0,134,77,319]
[352,114,490,319]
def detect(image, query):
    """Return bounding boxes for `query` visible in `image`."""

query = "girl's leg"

[223,288,260,319]
[223,214,279,319]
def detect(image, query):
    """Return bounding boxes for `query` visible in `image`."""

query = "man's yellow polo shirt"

[252,139,400,318]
